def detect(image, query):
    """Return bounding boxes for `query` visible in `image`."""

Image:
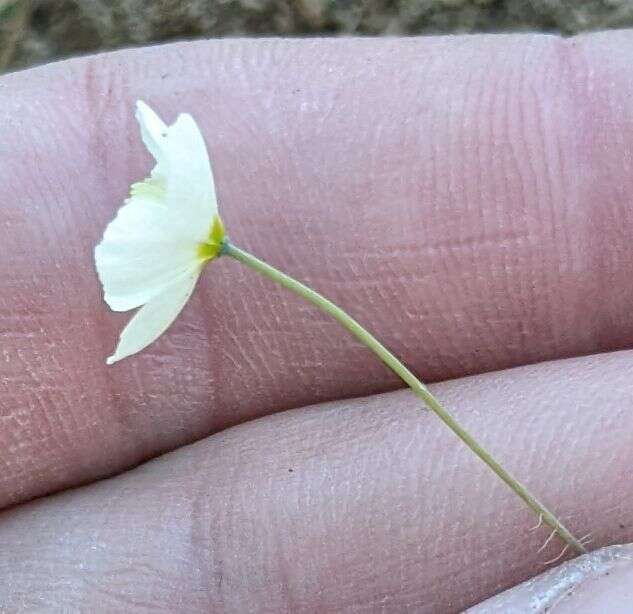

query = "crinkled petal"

[95,186,201,312]
[135,100,168,181]
[106,265,202,365]
[136,100,218,242]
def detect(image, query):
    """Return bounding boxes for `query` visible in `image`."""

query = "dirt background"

[3,0,633,72]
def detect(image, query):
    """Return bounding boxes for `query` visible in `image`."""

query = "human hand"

[1,33,632,612]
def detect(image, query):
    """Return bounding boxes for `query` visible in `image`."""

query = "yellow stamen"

[197,215,226,262]
[210,215,225,245]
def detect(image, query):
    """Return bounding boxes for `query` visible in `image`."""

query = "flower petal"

[95,186,201,312]
[136,100,168,164]
[164,112,217,207]
[135,101,169,184]
[106,265,202,365]
[136,100,218,242]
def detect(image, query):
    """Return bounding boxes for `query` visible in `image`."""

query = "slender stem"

[223,241,586,556]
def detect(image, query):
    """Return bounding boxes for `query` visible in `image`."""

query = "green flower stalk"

[95,101,587,556]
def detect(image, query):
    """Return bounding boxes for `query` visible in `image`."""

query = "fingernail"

[468,544,633,613]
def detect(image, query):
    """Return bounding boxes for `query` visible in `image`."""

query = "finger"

[469,544,633,613]
[3,31,633,507]
[1,350,631,612]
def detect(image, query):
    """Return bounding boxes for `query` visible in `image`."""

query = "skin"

[1,31,633,611]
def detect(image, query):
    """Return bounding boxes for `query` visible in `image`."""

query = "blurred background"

[3,0,633,72]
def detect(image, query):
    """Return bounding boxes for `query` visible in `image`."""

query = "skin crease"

[0,31,633,610]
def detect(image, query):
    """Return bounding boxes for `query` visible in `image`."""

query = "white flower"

[95,101,225,364]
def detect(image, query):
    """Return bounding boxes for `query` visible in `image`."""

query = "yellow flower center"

[197,215,226,262]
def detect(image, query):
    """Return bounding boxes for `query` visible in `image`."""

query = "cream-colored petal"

[106,265,202,365]
[135,101,219,242]
[95,186,201,312]
[163,112,218,239]
[136,100,168,167]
